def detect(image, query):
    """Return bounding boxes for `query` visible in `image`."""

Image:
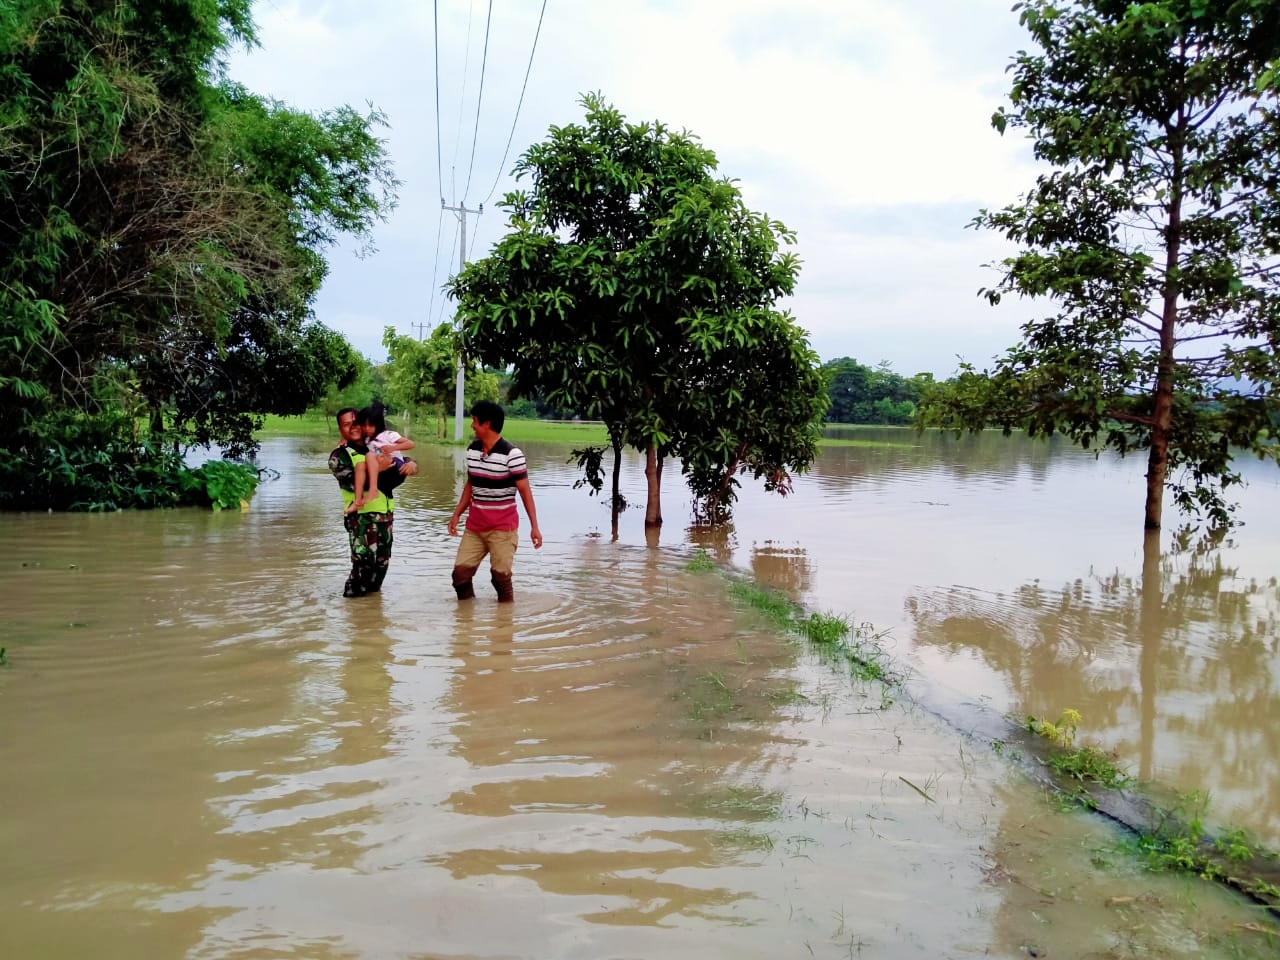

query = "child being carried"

[346,402,416,513]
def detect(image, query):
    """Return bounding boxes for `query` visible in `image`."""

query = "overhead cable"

[482,0,549,205]
[433,0,444,203]
[461,0,495,203]
[424,203,447,335]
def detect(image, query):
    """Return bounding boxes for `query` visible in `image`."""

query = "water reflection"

[907,530,1280,844]
[749,542,813,599]
[434,546,801,927]
[5,433,1280,958]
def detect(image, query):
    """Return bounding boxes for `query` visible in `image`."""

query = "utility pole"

[442,198,482,439]
[411,321,429,341]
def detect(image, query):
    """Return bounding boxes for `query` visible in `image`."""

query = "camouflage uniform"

[329,443,394,597]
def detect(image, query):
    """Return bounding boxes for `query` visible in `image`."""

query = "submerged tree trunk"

[610,436,623,541]
[1145,391,1172,530]
[1137,530,1162,781]
[643,443,663,527]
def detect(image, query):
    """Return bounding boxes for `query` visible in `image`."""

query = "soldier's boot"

[357,561,382,594]
[452,564,478,600]
[343,567,367,598]
[491,572,514,603]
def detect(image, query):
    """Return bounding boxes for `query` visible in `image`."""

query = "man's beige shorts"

[454,528,519,575]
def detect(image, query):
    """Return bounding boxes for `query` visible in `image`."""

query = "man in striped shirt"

[447,400,543,602]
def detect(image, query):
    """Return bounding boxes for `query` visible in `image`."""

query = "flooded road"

[2,430,1278,958]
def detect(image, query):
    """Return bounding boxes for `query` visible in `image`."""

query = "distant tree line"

[821,358,935,425]
[485,358,935,428]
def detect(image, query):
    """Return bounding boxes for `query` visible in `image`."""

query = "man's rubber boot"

[452,564,478,600]
[491,572,514,603]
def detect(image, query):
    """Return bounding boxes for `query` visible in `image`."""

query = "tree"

[447,94,826,528]
[822,357,925,424]
[316,353,388,422]
[0,0,396,501]
[383,324,459,437]
[917,0,1280,530]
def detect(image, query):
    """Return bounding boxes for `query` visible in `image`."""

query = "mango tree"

[447,94,827,529]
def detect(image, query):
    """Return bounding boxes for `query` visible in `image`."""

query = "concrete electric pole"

[442,199,482,440]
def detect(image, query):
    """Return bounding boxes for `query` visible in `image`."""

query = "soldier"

[329,406,415,596]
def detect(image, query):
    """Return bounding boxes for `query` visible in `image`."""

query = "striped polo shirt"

[464,437,527,532]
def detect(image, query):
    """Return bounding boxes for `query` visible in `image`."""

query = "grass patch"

[712,827,776,852]
[1024,712,1280,914]
[1025,708,1130,789]
[766,687,808,707]
[502,418,610,444]
[1047,745,1130,789]
[727,580,795,630]
[726,579,901,690]
[687,784,784,822]
[686,547,715,573]
[683,670,737,722]
[256,413,336,440]
[255,413,609,446]
[818,437,919,449]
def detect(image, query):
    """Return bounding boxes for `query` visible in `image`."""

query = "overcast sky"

[228,0,1048,378]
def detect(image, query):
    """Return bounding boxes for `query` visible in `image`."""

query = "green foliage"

[179,460,260,510]
[1027,708,1130,788]
[4,408,187,511]
[685,547,715,573]
[0,0,395,503]
[726,580,900,688]
[0,407,261,512]
[448,93,827,524]
[823,358,933,424]
[568,445,608,497]
[382,323,464,438]
[314,353,386,419]
[919,0,1280,530]
[1026,707,1082,747]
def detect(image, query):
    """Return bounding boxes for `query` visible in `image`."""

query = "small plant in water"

[796,611,848,645]
[1026,708,1129,788]
[685,548,715,573]
[1026,707,1081,747]
[1214,827,1256,863]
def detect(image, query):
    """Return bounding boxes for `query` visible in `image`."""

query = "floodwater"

[2,429,1278,959]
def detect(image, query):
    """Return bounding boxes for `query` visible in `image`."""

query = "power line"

[449,0,478,186]
[482,0,548,205]
[424,203,447,337]
[433,215,461,328]
[461,0,495,203]
[433,0,444,203]
[466,213,483,262]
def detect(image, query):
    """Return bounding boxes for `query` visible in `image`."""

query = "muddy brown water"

[3,429,1278,958]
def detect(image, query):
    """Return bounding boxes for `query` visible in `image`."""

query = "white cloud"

[228,0,1047,375]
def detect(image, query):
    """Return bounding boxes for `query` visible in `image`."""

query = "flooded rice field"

[2,428,1278,958]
